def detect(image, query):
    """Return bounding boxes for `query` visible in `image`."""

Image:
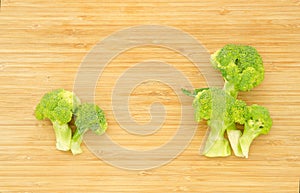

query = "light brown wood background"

[0,0,300,192]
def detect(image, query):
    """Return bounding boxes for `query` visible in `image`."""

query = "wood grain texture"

[0,0,300,192]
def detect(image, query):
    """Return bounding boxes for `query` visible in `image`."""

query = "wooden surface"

[1,0,300,192]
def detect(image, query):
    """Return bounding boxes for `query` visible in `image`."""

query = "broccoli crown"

[244,104,273,135]
[74,103,107,135]
[211,44,264,92]
[193,88,236,124]
[35,89,80,124]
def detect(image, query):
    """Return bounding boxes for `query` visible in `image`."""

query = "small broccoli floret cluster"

[239,105,272,158]
[35,89,107,155]
[183,44,272,158]
[71,103,107,155]
[211,44,264,98]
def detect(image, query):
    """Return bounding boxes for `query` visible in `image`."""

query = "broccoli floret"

[191,87,250,157]
[211,44,264,98]
[35,89,81,151]
[193,87,238,157]
[239,104,272,158]
[70,103,108,155]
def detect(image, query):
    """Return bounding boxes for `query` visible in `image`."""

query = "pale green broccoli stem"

[223,80,238,98]
[239,125,260,158]
[204,139,231,157]
[227,129,244,157]
[52,121,72,151]
[70,129,86,155]
[203,120,231,157]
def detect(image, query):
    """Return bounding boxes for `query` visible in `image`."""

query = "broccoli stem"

[182,88,209,97]
[203,120,231,157]
[70,129,86,155]
[238,125,260,158]
[223,80,238,98]
[204,139,231,157]
[227,128,244,157]
[52,121,72,151]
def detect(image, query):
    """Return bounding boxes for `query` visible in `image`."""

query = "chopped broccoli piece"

[52,121,73,151]
[193,88,237,157]
[35,89,81,151]
[239,105,272,158]
[211,44,264,98]
[71,103,108,155]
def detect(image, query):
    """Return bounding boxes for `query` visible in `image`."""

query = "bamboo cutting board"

[0,0,300,192]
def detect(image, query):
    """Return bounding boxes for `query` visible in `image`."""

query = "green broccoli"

[193,87,240,157]
[185,87,272,158]
[70,103,108,155]
[35,89,81,151]
[226,99,247,157]
[186,87,248,157]
[211,44,264,98]
[239,104,272,158]
[183,44,272,158]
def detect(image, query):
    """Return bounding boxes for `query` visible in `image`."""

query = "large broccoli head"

[211,44,264,97]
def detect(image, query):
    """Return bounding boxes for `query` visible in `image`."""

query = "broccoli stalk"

[226,99,247,157]
[227,126,244,157]
[211,44,264,98]
[69,128,85,155]
[35,89,81,151]
[223,80,238,99]
[239,105,272,158]
[203,120,231,157]
[70,103,108,155]
[52,121,72,151]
